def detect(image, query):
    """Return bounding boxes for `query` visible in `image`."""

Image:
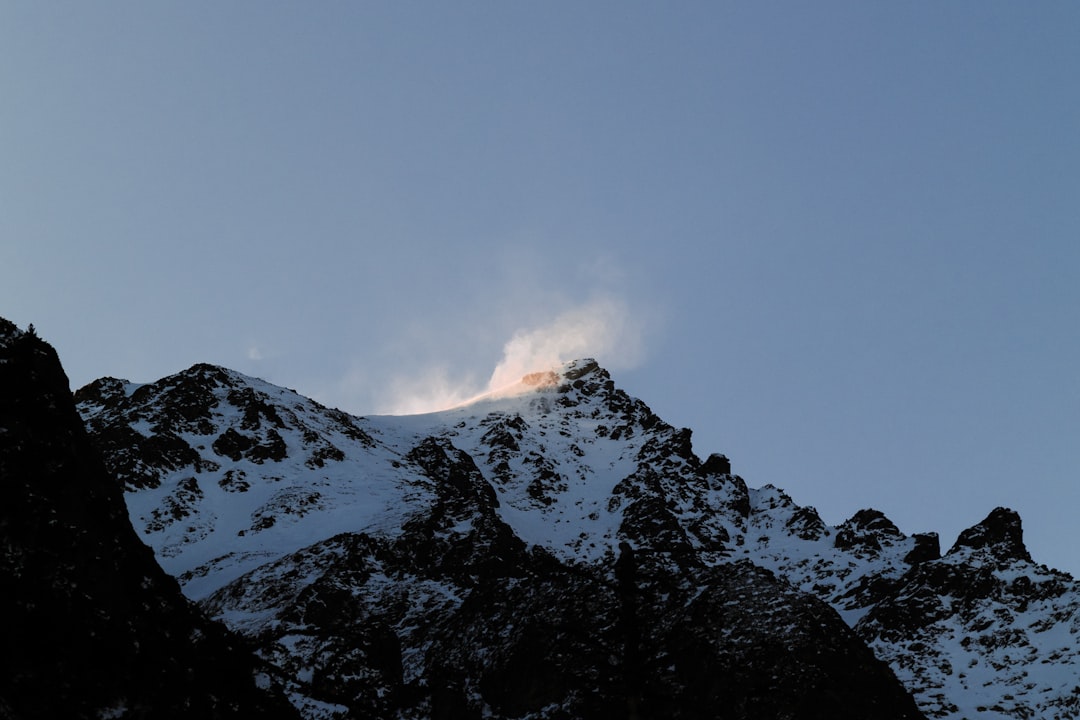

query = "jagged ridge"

[73,355,1080,719]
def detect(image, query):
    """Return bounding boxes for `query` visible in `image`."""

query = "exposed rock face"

[72,353,1080,719]
[947,506,1031,563]
[200,531,923,719]
[0,318,299,720]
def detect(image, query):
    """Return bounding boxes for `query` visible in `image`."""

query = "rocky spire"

[947,506,1032,563]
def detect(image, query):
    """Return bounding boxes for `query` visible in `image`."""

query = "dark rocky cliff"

[0,318,298,720]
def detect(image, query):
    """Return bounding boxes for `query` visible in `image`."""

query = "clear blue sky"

[3,3,1078,573]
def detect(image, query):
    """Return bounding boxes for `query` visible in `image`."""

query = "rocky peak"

[0,316,24,343]
[76,361,373,493]
[701,452,732,475]
[848,509,902,536]
[946,506,1031,563]
[834,509,904,555]
[561,357,604,382]
[553,359,660,424]
[72,376,134,416]
[856,505,1075,719]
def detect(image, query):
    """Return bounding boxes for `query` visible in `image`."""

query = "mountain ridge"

[68,355,1080,719]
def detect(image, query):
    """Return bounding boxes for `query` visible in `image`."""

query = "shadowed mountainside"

[0,318,299,720]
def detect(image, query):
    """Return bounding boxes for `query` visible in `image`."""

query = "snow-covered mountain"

[74,358,1080,719]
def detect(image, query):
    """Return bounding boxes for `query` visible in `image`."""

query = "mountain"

[71,357,1080,718]
[0,319,300,719]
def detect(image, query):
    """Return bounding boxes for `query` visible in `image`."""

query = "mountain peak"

[449,358,610,410]
[0,316,24,343]
[562,357,601,378]
[946,506,1031,563]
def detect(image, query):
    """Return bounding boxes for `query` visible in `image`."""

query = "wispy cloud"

[376,294,647,415]
[486,295,642,391]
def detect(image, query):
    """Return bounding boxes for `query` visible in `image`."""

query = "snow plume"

[485,296,640,392]
[376,367,483,416]
[378,295,645,415]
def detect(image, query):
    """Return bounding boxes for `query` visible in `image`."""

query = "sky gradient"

[3,3,1079,573]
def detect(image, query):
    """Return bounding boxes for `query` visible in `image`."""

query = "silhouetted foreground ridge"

[0,317,298,720]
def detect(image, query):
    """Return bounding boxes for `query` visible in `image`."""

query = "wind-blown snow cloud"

[376,367,483,416]
[377,295,646,415]
[486,295,642,391]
